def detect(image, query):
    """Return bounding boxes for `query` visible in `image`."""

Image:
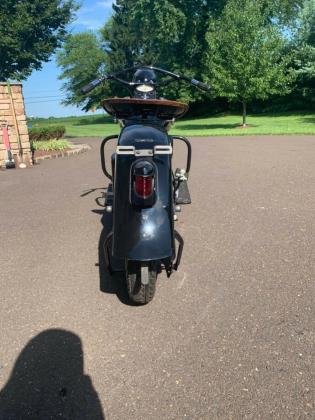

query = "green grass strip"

[29,111,315,138]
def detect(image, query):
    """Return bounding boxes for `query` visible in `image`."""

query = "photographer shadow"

[0,329,105,419]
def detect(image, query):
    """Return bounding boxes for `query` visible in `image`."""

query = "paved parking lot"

[0,135,314,419]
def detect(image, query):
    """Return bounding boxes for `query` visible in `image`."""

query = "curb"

[33,144,91,164]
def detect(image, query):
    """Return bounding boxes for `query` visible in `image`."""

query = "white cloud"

[96,0,115,9]
[74,1,114,30]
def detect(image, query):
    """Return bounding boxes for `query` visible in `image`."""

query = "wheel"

[126,261,157,305]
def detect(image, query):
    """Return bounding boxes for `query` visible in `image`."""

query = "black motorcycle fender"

[112,153,174,261]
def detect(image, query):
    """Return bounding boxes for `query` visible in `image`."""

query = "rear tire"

[126,261,157,305]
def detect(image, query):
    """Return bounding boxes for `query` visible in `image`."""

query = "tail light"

[134,175,153,198]
[132,161,155,206]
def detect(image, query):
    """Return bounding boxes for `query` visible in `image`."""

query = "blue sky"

[23,0,114,118]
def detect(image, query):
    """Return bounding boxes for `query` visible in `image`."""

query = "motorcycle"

[82,66,210,304]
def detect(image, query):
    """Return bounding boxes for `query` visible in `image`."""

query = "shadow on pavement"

[178,123,238,130]
[0,329,105,419]
[97,210,134,306]
[82,187,133,305]
[299,116,315,124]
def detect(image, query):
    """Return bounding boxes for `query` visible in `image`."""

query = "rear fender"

[112,125,174,260]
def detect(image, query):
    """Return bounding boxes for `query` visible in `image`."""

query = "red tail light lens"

[134,175,154,198]
[132,161,155,206]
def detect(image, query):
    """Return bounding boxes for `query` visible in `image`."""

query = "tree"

[101,0,190,101]
[57,32,108,111]
[98,0,220,103]
[101,0,302,104]
[204,0,295,126]
[0,0,77,81]
[57,0,302,112]
[102,0,186,70]
[59,0,202,108]
[291,0,315,105]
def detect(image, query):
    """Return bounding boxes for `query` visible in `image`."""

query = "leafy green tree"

[101,0,301,104]
[0,0,77,81]
[204,0,295,126]
[60,0,200,107]
[57,0,302,112]
[101,0,191,101]
[163,0,221,102]
[99,0,225,103]
[101,1,140,71]
[262,0,304,22]
[294,0,315,45]
[291,0,315,104]
[102,0,186,70]
[57,32,108,111]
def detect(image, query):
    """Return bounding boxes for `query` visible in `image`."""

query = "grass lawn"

[30,111,315,138]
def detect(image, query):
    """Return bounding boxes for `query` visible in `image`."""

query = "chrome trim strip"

[154,145,173,155]
[116,145,173,156]
[116,146,135,155]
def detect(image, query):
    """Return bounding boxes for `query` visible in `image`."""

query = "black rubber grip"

[81,78,102,94]
[191,79,211,92]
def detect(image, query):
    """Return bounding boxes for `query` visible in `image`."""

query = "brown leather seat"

[102,98,188,120]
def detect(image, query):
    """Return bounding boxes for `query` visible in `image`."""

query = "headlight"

[135,84,154,93]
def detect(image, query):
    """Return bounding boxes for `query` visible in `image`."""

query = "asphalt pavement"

[0,135,314,419]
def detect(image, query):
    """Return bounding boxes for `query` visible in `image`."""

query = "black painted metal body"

[112,123,175,261]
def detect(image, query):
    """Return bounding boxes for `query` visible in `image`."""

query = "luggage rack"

[116,145,172,156]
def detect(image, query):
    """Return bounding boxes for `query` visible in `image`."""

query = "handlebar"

[81,65,211,94]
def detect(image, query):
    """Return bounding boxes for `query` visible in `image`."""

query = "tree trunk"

[242,101,247,127]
